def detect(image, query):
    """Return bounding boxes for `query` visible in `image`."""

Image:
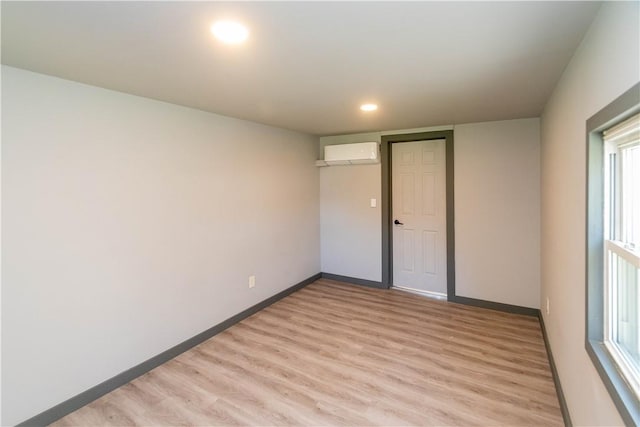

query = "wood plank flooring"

[52,279,563,426]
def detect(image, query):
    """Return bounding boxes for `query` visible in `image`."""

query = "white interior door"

[392,139,447,295]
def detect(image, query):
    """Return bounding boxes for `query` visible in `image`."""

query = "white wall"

[540,2,639,425]
[1,66,320,426]
[319,119,541,308]
[320,164,381,281]
[455,119,540,309]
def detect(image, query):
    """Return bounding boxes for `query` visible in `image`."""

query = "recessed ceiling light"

[360,103,378,112]
[211,21,249,44]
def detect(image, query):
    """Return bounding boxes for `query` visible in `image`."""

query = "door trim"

[381,131,455,299]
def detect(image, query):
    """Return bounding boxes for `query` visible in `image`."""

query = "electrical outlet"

[249,275,256,288]
[546,297,550,315]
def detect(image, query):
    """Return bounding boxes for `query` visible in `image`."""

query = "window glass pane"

[622,144,639,248]
[609,152,617,239]
[613,252,640,362]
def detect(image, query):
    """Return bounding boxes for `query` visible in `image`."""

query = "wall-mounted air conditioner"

[316,142,379,166]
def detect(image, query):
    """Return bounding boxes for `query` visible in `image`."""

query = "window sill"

[586,339,640,425]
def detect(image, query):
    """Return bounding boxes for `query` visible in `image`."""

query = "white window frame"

[603,114,640,394]
[603,240,640,397]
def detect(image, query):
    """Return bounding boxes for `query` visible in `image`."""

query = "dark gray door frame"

[381,130,455,298]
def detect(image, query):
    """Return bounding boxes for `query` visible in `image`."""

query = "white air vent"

[320,142,379,166]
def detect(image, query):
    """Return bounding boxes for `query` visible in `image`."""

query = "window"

[603,113,640,397]
[587,82,640,426]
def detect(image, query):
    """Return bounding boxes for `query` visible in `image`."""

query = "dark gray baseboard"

[539,312,573,427]
[320,272,386,289]
[17,273,321,427]
[448,294,539,317]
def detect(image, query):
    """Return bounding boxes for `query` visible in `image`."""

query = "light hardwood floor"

[53,279,563,426]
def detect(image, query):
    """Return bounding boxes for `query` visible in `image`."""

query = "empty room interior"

[2,1,640,426]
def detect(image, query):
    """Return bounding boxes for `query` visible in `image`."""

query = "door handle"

[394,219,404,225]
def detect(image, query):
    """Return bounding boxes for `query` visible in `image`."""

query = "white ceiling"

[1,1,601,136]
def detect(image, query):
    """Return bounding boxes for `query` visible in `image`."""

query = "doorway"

[381,130,455,299]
